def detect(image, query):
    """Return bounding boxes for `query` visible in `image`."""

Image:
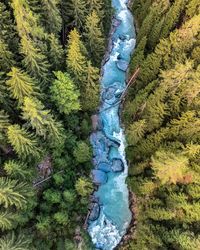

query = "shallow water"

[88,1,136,249]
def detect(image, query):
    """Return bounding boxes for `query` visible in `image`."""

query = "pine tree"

[186,0,200,17]
[73,141,92,163]
[84,11,105,65]
[160,0,187,39]
[66,29,87,80]
[11,0,45,39]
[0,233,32,250]
[7,124,40,158]
[0,2,18,52]
[151,151,189,185]
[4,160,34,180]
[51,71,80,114]
[40,0,62,34]
[130,36,147,72]
[48,34,64,70]
[86,0,104,20]
[0,177,27,209]
[0,211,16,231]
[148,17,164,49]
[20,37,50,85]
[6,67,38,104]
[67,0,87,29]
[81,61,100,111]
[127,120,146,146]
[0,40,14,72]
[22,97,63,141]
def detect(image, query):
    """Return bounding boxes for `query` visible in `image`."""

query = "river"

[88,0,136,249]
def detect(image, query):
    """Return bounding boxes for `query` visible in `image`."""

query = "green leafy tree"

[51,71,80,114]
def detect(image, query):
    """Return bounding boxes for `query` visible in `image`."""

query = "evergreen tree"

[160,0,187,38]
[0,233,32,250]
[20,37,50,85]
[22,97,63,141]
[0,177,27,209]
[84,11,105,65]
[40,0,62,34]
[7,124,40,159]
[51,71,80,114]
[0,40,14,72]
[66,29,87,80]
[0,211,16,231]
[67,0,87,29]
[81,61,100,111]
[6,67,38,104]
[48,34,64,70]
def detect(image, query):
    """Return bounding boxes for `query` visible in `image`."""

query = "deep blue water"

[88,1,136,249]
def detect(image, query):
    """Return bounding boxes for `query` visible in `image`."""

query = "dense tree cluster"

[122,1,200,249]
[0,0,112,249]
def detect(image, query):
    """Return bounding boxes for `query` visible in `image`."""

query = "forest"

[0,0,199,249]
[122,0,200,249]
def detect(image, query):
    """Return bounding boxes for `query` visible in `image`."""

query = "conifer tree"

[40,0,62,34]
[86,0,104,20]
[48,34,64,70]
[186,0,200,17]
[0,233,32,250]
[66,29,87,81]
[0,177,27,209]
[84,11,105,65]
[82,61,100,111]
[0,2,18,52]
[0,211,16,231]
[0,40,14,72]
[67,0,87,29]
[160,0,187,39]
[6,67,38,104]
[7,124,40,158]
[22,97,63,142]
[51,71,80,114]
[20,37,50,85]
[151,151,189,185]
[4,160,33,181]
[11,0,45,39]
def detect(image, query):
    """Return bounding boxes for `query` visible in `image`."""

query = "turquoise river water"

[88,0,136,249]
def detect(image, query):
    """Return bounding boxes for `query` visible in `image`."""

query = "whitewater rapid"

[88,0,136,249]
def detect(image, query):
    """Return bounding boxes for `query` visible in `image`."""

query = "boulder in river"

[111,158,124,172]
[97,162,112,172]
[89,203,100,221]
[92,170,108,185]
[116,60,128,71]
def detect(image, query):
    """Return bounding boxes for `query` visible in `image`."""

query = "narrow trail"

[87,1,136,249]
